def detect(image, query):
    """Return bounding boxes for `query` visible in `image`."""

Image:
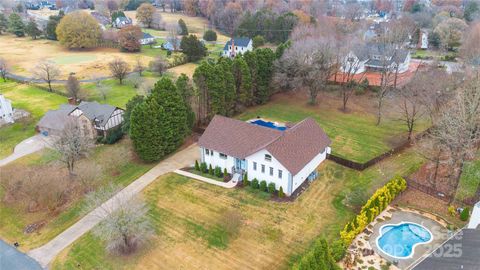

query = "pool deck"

[368,208,449,269]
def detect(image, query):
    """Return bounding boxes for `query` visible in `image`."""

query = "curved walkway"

[174,169,238,188]
[0,135,51,167]
[27,143,199,268]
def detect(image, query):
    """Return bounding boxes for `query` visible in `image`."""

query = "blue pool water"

[377,223,432,258]
[250,119,287,131]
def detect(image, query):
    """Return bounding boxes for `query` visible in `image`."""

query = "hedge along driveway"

[237,94,429,164]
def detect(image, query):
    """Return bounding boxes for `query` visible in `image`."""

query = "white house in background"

[0,94,14,124]
[222,37,253,58]
[140,32,155,45]
[468,201,480,229]
[198,115,332,196]
[340,43,411,74]
[419,30,428,49]
[113,16,132,29]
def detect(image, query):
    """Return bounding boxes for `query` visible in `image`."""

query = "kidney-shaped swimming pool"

[376,222,432,259]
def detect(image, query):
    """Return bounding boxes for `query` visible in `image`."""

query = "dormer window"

[265,154,272,161]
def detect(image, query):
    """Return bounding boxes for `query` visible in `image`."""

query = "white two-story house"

[222,37,253,58]
[0,94,14,124]
[198,116,332,196]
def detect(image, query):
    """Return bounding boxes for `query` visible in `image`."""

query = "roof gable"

[76,101,118,127]
[224,37,251,50]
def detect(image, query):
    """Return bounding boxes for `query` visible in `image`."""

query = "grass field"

[237,92,429,164]
[52,146,424,270]
[0,81,66,159]
[0,140,155,251]
[455,152,480,202]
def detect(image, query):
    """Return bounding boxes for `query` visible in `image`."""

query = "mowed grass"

[0,140,156,251]
[455,152,480,202]
[0,81,66,159]
[52,147,424,270]
[237,92,429,163]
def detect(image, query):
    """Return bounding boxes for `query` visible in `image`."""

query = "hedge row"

[340,176,407,246]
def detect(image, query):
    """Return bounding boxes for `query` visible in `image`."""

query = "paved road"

[27,143,199,268]
[5,72,115,84]
[0,135,51,167]
[0,240,42,270]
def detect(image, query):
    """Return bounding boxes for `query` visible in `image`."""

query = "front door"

[235,158,246,173]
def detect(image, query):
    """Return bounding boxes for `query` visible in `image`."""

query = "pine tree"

[25,19,41,39]
[195,160,200,171]
[122,95,144,135]
[178,18,188,35]
[208,64,227,116]
[255,48,275,104]
[176,73,195,128]
[180,34,207,62]
[218,58,235,116]
[8,13,25,37]
[130,77,189,162]
[232,56,253,109]
[243,51,259,104]
[0,14,8,34]
[193,61,213,124]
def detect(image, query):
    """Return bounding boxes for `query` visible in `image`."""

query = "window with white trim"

[265,154,272,161]
[253,162,257,171]
[269,167,273,176]
[261,164,265,173]
[219,153,227,159]
[205,149,210,155]
[278,170,282,179]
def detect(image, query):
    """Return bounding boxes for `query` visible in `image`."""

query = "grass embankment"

[237,93,429,164]
[52,146,424,269]
[0,80,66,159]
[0,140,155,251]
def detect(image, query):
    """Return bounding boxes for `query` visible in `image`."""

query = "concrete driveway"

[0,240,42,270]
[0,135,51,167]
[28,143,199,268]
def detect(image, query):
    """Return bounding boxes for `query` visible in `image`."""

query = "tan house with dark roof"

[198,115,331,196]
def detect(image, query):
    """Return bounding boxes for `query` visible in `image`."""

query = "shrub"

[243,173,248,186]
[195,160,200,171]
[252,35,265,48]
[214,166,222,178]
[331,240,346,261]
[208,164,213,175]
[268,183,276,194]
[460,207,470,221]
[203,29,217,41]
[260,180,267,192]
[200,162,207,173]
[166,52,187,67]
[292,238,340,270]
[223,168,228,178]
[448,205,456,216]
[251,178,259,189]
[278,186,285,198]
[105,128,124,144]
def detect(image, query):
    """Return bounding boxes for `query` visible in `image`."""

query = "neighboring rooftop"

[142,32,154,39]
[198,115,331,175]
[223,37,252,50]
[413,228,480,270]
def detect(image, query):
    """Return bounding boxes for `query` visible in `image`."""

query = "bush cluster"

[340,176,407,246]
[203,29,217,41]
[292,238,340,270]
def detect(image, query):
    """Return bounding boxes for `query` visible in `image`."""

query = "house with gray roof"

[113,16,132,29]
[222,37,253,58]
[37,101,124,138]
[341,43,411,75]
[198,115,331,196]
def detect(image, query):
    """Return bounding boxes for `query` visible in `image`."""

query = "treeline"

[236,10,300,44]
[193,47,279,125]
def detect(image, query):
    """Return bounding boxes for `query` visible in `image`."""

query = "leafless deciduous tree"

[126,73,142,89]
[95,79,111,101]
[398,83,425,140]
[276,25,337,105]
[66,73,81,100]
[109,58,130,85]
[460,22,480,69]
[85,186,153,255]
[52,119,94,176]
[338,38,366,112]
[134,58,145,76]
[432,77,480,199]
[0,58,7,82]
[33,60,60,92]
[166,24,180,51]
[149,56,168,75]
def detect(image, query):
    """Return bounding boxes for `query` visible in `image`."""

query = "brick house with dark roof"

[198,115,331,196]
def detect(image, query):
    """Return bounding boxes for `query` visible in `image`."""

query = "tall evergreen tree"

[193,61,212,124]
[208,64,227,117]
[8,13,25,37]
[243,51,259,105]
[180,34,207,62]
[122,95,144,135]
[130,77,189,161]
[178,18,188,35]
[255,48,275,104]
[218,58,235,116]
[0,14,8,34]
[25,19,41,39]
[232,56,252,109]
[176,73,196,129]
[46,11,64,40]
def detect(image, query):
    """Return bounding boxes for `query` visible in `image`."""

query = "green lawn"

[455,152,480,202]
[0,140,155,251]
[0,81,67,159]
[52,147,424,269]
[81,78,145,108]
[237,94,429,163]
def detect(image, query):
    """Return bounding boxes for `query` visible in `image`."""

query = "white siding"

[0,95,14,123]
[291,147,330,194]
[245,149,290,193]
[340,52,366,74]
[103,109,124,130]
[200,147,235,173]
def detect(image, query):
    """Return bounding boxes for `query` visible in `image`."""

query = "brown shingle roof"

[198,115,331,175]
[198,115,282,159]
[267,118,331,175]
